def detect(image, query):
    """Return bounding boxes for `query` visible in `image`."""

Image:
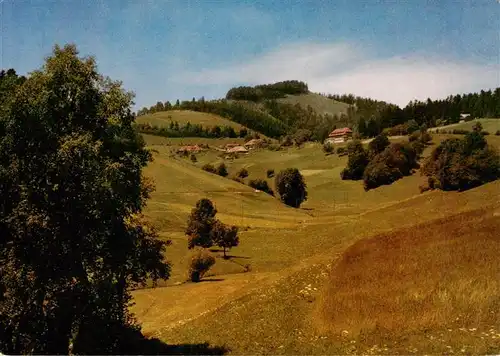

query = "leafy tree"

[0,44,170,354]
[368,133,390,158]
[422,133,500,191]
[363,143,419,190]
[406,119,420,134]
[188,249,216,282]
[210,221,239,259]
[237,168,249,178]
[340,140,369,180]
[249,179,274,196]
[186,199,217,249]
[275,168,307,207]
[293,129,313,147]
[216,162,228,177]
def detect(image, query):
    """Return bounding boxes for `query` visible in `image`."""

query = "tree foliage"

[363,143,419,191]
[225,80,308,101]
[422,132,500,191]
[134,122,241,139]
[210,221,239,259]
[275,168,307,208]
[186,199,217,249]
[237,168,249,178]
[249,179,274,196]
[368,134,390,158]
[216,163,228,177]
[340,140,369,180]
[0,44,170,354]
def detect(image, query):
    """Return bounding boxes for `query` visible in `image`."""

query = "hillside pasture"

[429,118,500,134]
[137,110,247,130]
[131,132,500,354]
[276,93,351,117]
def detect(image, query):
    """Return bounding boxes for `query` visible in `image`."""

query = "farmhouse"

[460,113,471,122]
[325,127,353,144]
[177,145,202,153]
[244,139,264,149]
[227,146,249,154]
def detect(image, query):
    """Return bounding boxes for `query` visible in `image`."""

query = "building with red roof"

[325,127,353,144]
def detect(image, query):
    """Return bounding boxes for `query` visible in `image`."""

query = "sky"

[1,0,499,109]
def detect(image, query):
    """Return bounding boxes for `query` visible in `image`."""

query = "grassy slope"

[132,134,500,354]
[429,118,500,133]
[136,110,246,130]
[276,93,351,116]
[141,134,246,147]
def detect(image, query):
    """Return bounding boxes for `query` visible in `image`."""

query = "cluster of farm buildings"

[176,127,355,155]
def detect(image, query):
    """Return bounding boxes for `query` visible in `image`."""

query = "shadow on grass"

[199,278,225,282]
[139,339,229,355]
[121,326,229,355]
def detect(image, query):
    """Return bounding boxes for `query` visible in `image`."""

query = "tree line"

[134,121,248,138]
[331,88,500,138]
[137,99,288,138]
[137,96,349,141]
[225,80,309,101]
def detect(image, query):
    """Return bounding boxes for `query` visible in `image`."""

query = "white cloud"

[175,42,500,107]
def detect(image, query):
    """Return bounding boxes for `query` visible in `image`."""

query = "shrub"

[231,176,244,184]
[323,142,334,154]
[237,168,249,178]
[293,129,313,147]
[336,147,347,156]
[266,169,275,178]
[202,163,216,174]
[481,131,490,136]
[267,144,282,151]
[188,249,216,282]
[275,168,307,207]
[281,135,294,147]
[249,179,274,196]
[495,130,500,136]
[186,199,217,249]
[190,154,197,163]
[422,133,500,191]
[216,163,228,177]
[340,140,369,180]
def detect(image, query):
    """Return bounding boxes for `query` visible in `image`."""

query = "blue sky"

[1,0,499,109]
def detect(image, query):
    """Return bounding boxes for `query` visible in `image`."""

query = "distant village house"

[244,139,264,149]
[177,145,202,153]
[227,146,249,154]
[325,127,353,144]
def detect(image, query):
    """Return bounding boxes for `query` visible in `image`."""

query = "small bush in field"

[188,249,216,282]
[231,176,244,184]
[190,154,197,163]
[202,163,216,173]
[323,142,334,155]
[237,168,249,178]
[495,130,500,136]
[249,179,274,196]
[266,169,275,178]
[216,162,228,177]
